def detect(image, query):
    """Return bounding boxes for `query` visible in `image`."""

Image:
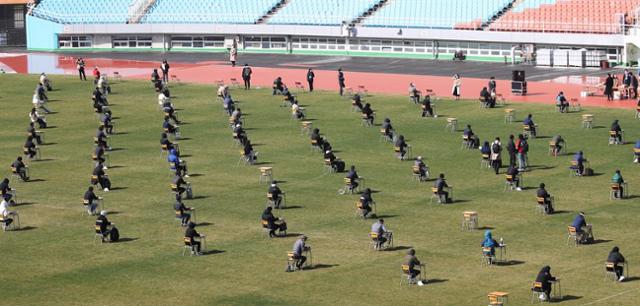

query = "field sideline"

[0,74,639,305]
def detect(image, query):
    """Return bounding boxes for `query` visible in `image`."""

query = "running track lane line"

[580,288,640,305]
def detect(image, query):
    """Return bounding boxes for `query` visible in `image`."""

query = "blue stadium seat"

[32,0,131,24]
[141,0,280,24]
[268,0,379,26]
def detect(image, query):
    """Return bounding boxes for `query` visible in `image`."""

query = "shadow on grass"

[281,233,303,238]
[281,205,303,210]
[106,211,123,215]
[177,137,192,141]
[384,245,412,252]
[109,148,127,152]
[45,126,57,129]
[110,187,128,191]
[534,135,551,139]
[622,276,640,282]
[33,158,55,162]
[114,132,129,135]
[16,202,36,206]
[528,165,556,171]
[253,162,272,166]
[16,226,37,231]
[116,237,138,243]
[188,173,204,177]
[425,279,448,285]
[28,178,46,183]
[41,142,57,146]
[495,260,525,266]
[189,195,209,200]
[625,195,640,200]
[588,239,613,245]
[307,264,339,270]
[196,222,213,227]
[452,199,471,204]
[376,214,398,219]
[551,210,572,215]
[180,154,192,158]
[552,295,582,302]
[589,173,605,177]
[202,250,225,255]
[108,165,125,169]
[477,226,494,230]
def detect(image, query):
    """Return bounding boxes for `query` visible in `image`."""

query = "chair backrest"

[10,167,17,174]
[611,183,621,190]
[175,210,181,217]
[605,262,615,270]
[505,175,513,182]
[482,154,489,159]
[568,226,577,235]
[183,237,192,246]
[91,175,99,180]
[570,160,578,166]
[431,187,438,194]
[170,183,178,190]
[83,199,90,205]
[523,125,530,131]
[343,177,352,185]
[287,251,295,260]
[482,247,493,254]
[412,165,420,174]
[548,141,556,147]
[379,128,386,134]
[634,148,640,153]
[536,197,545,205]
[267,193,274,200]
[609,130,617,136]
[324,159,331,166]
[532,281,543,290]
[311,139,318,145]
[394,146,401,152]
[95,225,102,234]
[355,201,364,209]
[401,264,410,274]
[370,232,379,239]
[261,220,269,227]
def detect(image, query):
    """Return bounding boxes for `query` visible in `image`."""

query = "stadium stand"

[362,0,513,29]
[267,0,381,25]
[141,0,281,24]
[489,0,640,34]
[30,0,132,24]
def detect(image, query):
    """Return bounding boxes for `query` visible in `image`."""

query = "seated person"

[523,114,537,137]
[292,235,310,269]
[162,102,180,125]
[160,132,178,153]
[607,246,626,282]
[230,108,242,126]
[463,125,478,148]
[223,95,235,117]
[408,83,420,104]
[29,108,47,129]
[268,181,284,208]
[394,135,408,160]
[27,122,42,145]
[23,136,37,159]
[151,69,160,84]
[421,95,434,117]
[611,170,625,199]
[381,118,394,139]
[93,86,107,106]
[97,75,110,95]
[414,156,428,180]
[534,266,556,301]
[506,165,523,191]
[480,87,495,107]
[233,123,247,146]
[262,206,287,238]
[352,94,364,111]
[453,50,465,61]
[479,141,491,157]
[572,151,587,175]
[571,211,593,243]
[272,77,284,95]
[550,135,564,156]
[481,230,499,264]
[100,112,114,135]
[217,85,229,100]
[95,210,113,241]
[0,197,15,229]
[163,116,180,137]
[371,218,390,248]
[174,195,193,227]
[11,157,29,181]
[94,145,107,167]
[95,126,110,151]
[434,173,451,202]
[39,72,52,91]
[358,188,375,218]
[172,174,188,196]
[185,222,203,255]
[324,150,344,172]
[0,178,14,202]
[536,183,555,214]
[168,149,189,177]
[243,140,258,163]
[610,119,623,143]
[404,248,423,284]
[83,186,100,215]
[92,163,111,192]
[361,103,374,125]
[556,92,569,113]
[346,166,360,189]
[291,100,305,120]
[310,128,325,148]
[635,139,640,163]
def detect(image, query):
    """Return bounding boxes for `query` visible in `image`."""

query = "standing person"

[241,64,252,90]
[229,40,238,67]
[604,73,614,101]
[92,67,101,82]
[490,137,502,175]
[631,72,639,99]
[161,59,170,83]
[338,68,345,96]
[307,68,315,92]
[452,74,461,100]
[507,134,516,168]
[515,134,528,172]
[76,57,86,81]
[488,76,497,97]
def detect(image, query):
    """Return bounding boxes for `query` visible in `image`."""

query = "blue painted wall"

[26,15,63,50]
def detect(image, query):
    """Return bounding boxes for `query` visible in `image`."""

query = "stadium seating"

[31,0,132,24]
[363,0,512,29]
[268,0,379,25]
[490,0,640,34]
[141,0,280,24]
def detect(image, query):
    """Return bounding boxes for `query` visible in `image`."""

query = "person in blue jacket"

[481,230,499,264]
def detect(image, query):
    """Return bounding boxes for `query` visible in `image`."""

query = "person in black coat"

[11,157,28,181]
[307,68,315,92]
[631,72,638,99]
[480,87,495,107]
[358,188,375,218]
[310,128,325,149]
[184,222,203,254]
[536,183,554,214]
[84,186,100,215]
[421,95,434,117]
[261,206,287,238]
[272,77,284,95]
[610,119,622,143]
[506,165,522,191]
[507,134,516,167]
[346,166,359,189]
[242,64,252,90]
[161,59,170,83]
[268,182,284,209]
[434,173,450,202]
[394,135,408,160]
[174,195,193,227]
[534,266,556,301]
[24,136,37,159]
[604,73,614,101]
[92,163,111,191]
[96,210,112,239]
[362,103,374,125]
[338,68,345,96]
[0,178,14,202]
[607,246,626,281]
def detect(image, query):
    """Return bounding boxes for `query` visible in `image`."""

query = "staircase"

[128,0,157,24]
[350,0,390,26]
[256,0,289,24]
[480,0,520,30]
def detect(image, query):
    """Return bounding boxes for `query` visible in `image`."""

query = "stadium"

[1,0,640,305]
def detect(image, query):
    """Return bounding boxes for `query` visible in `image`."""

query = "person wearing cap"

[292,235,310,269]
[404,248,423,283]
[185,222,203,255]
[611,170,625,199]
[174,195,193,227]
[92,162,111,192]
[261,206,287,238]
[358,188,375,218]
[242,64,252,90]
[268,181,284,209]
[11,157,28,181]
[95,210,112,240]
[607,246,626,281]
[233,122,247,146]
[571,212,593,243]
[536,183,554,214]
[307,68,315,92]
[338,68,345,96]
[413,156,428,180]
[371,219,391,249]
[168,149,189,178]
[84,186,101,215]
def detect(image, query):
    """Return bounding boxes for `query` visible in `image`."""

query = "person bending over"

[262,206,287,238]
[534,266,556,301]
[11,157,29,181]
[607,247,626,282]
[361,103,374,125]
[268,181,284,209]
[359,188,375,218]
[292,235,310,269]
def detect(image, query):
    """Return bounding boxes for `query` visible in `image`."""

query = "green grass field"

[0,74,639,305]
